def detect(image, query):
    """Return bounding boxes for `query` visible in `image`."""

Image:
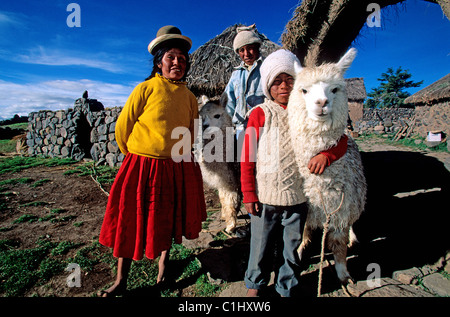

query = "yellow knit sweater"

[115,73,198,159]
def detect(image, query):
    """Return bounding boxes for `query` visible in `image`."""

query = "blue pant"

[244,203,307,297]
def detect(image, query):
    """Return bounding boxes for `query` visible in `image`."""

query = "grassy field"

[0,127,447,297]
[0,156,226,297]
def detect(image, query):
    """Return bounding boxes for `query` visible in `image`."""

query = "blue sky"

[0,0,448,120]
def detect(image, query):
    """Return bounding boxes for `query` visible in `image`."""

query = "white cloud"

[10,46,125,73]
[0,79,134,120]
[0,11,25,27]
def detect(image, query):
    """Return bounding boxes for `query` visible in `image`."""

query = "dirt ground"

[0,137,449,297]
[0,157,227,297]
[0,164,113,296]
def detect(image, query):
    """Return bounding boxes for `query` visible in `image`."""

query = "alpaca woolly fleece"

[197,97,241,233]
[260,49,300,100]
[287,48,367,284]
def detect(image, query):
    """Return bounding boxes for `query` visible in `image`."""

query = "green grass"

[0,177,51,194]
[355,132,449,153]
[31,179,51,187]
[0,238,111,297]
[123,242,223,297]
[67,240,112,272]
[21,201,48,207]
[13,214,39,224]
[194,273,223,297]
[0,238,65,296]
[0,156,77,174]
[0,155,225,297]
[0,227,225,297]
[64,162,118,185]
[2,122,28,130]
[387,135,448,152]
[0,178,33,186]
[0,139,16,153]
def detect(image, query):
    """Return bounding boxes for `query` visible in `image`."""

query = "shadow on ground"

[196,150,450,296]
[353,151,449,275]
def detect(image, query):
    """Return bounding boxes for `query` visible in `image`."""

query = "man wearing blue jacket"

[223,24,265,145]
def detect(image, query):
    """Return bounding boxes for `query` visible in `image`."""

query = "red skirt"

[99,153,206,260]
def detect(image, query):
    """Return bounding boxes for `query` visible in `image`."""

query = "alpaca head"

[199,95,231,137]
[292,48,357,124]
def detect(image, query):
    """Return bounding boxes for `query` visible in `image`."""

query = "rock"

[105,153,117,167]
[71,146,85,161]
[60,127,67,138]
[109,121,116,133]
[90,129,99,143]
[105,115,115,125]
[345,278,434,297]
[392,267,423,285]
[444,252,450,275]
[26,139,34,147]
[422,273,450,297]
[107,140,119,153]
[117,153,125,162]
[61,146,70,157]
[426,141,441,148]
[384,119,393,127]
[53,145,61,155]
[97,124,108,135]
[90,143,102,161]
[218,281,247,297]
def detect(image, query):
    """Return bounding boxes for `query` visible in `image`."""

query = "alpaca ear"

[336,48,357,74]
[294,61,303,74]
[201,95,209,106]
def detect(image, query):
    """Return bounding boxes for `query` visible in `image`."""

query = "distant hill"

[0,114,28,126]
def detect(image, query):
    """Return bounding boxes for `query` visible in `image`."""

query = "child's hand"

[245,202,261,216]
[308,154,328,174]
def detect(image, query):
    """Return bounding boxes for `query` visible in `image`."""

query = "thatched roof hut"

[404,73,450,105]
[187,24,280,97]
[404,73,450,138]
[345,77,367,123]
[346,77,367,102]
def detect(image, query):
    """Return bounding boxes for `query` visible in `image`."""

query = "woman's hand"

[308,153,328,174]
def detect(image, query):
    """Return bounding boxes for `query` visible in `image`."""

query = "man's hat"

[233,24,262,53]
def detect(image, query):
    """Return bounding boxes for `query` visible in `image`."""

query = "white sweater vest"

[255,99,306,206]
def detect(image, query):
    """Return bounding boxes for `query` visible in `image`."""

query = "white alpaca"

[287,48,367,284]
[197,96,241,233]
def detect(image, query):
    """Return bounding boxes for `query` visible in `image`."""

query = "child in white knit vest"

[241,49,348,297]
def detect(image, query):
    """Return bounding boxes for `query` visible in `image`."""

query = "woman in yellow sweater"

[98,26,206,297]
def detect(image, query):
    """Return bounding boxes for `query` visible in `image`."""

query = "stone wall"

[27,109,85,160]
[25,94,449,165]
[413,101,449,138]
[352,103,449,140]
[87,107,124,167]
[352,107,415,134]
[26,93,124,167]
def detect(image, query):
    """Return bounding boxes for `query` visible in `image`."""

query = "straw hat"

[148,25,192,55]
